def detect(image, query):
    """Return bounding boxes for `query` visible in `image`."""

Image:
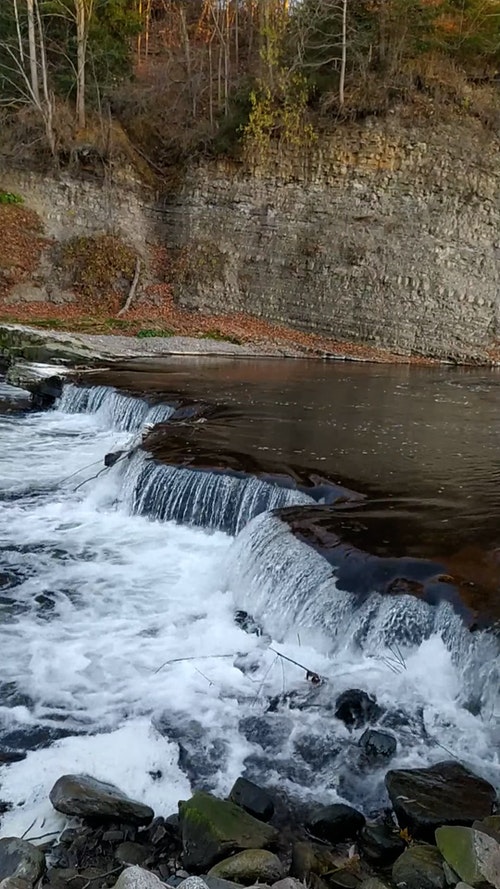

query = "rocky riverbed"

[1,763,499,889]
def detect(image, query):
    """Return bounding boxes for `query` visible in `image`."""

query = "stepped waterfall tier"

[0,375,498,838]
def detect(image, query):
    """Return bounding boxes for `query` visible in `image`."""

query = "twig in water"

[252,655,279,705]
[194,667,215,687]
[377,643,407,675]
[73,451,131,492]
[23,830,60,842]
[74,465,110,492]
[154,653,234,674]
[59,458,105,486]
[269,647,324,686]
[21,818,37,840]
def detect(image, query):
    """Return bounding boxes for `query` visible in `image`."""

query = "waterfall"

[58,384,175,432]
[225,511,500,714]
[121,451,312,536]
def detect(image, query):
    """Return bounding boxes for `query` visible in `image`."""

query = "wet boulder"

[154,715,227,788]
[229,779,274,823]
[50,775,154,826]
[178,880,211,889]
[113,867,164,889]
[436,826,500,888]
[290,842,339,881]
[392,845,446,889]
[472,815,500,842]
[0,839,45,887]
[359,730,396,761]
[272,879,305,889]
[239,715,293,751]
[325,867,361,889]
[208,850,284,885]
[334,690,380,730]
[115,843,150,867]
[385,762,496,842]
[179,791,278,872]
[358,824,406,866]
[306,803,365,843]
[360,881,391,889]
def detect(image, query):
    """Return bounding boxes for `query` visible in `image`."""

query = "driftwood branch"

[117,257,141,317]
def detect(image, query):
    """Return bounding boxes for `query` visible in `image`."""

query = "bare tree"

[290,0,352,107]
[75,0,95,128]
[27,0,40,103]
[0,0,56,155]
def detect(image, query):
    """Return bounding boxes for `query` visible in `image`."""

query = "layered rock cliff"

[1,117,499,362]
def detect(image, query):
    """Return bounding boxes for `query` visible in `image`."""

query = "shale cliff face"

[2,118,499,362]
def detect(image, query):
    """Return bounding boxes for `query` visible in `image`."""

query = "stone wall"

[2,116,500,361]
[0,169,153,249]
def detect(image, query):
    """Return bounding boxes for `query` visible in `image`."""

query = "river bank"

[1,758,499,889]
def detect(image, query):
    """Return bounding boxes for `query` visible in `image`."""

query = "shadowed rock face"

[274,505,491,627]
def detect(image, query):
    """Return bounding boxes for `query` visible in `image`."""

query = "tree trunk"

[339,0,347,107]
[75,0,87,129]
[27,0,40,103]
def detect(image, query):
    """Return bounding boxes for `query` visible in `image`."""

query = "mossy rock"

[392,844,446,889]
[179,792,278,872]
[0,325,96,367]
[436,826,500,888]
[208,849,284,885]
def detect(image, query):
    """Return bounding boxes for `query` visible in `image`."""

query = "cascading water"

[58,383,176,431]
[0,378,498,839]
[122,451,312,535]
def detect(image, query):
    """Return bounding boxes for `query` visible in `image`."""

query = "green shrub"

[136,328,174,338]
[0,191,23,205]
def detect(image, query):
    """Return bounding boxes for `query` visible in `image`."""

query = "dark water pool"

[87,357,500,615]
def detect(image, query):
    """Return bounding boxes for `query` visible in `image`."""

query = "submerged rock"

[306,803,365,843]
[359,730,396,761]
[179,791,278,872]
[154,715,228,788]
[392,845,446,889]
[334,690,380,730]
[50,775,154,826]
[229,778,274,823]
[208,850,284,885]
[436,826,500,888]
[385,762,496,841]
[0,838,45,886]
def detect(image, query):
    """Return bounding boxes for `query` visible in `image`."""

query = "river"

[0,359,499,840]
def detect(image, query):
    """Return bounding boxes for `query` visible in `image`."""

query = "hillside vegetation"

[0,0,499,173]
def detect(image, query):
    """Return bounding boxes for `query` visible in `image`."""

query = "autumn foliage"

[0,0,499,169]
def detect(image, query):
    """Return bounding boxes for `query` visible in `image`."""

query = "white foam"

[0,721,190,841]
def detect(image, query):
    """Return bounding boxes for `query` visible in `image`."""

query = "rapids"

[0,379,498,840]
